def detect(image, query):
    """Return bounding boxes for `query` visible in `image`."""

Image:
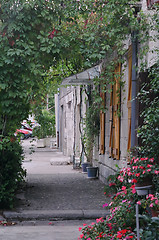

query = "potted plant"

[81,96,100,178]
[127,157,158,195]
[137,193,159,217]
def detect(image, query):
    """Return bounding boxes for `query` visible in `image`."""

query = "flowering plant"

[137,193,159,212]
[79,156,159,240]
[119,157,159,186]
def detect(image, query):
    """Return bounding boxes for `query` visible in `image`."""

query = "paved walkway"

[0,139,110,239]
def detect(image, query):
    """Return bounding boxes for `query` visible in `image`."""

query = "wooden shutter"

[127,46,132,152]
[109,64,121,160]
[100,92,105,154]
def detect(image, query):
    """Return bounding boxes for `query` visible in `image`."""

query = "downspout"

[73,87,77,163]
[57,88,60,148]
[131,31,138,149]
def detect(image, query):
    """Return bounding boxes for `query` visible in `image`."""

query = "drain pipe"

[57,89,60,148]
[131,31,138,149]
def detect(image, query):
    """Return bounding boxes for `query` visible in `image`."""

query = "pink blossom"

[155,200,158,205]
[132,188,136,194]
[137,201,141,205]
[132,166,138,170]
[80,234,84,238]
[155,170,159,174]
[122,199,127,203]
[109,182,116,187]
[143,170,146,174]
[118,176,124,182]
[150,203,153,208]
[79,227,82,231]
[122,186,126,191]
[134,158,139,163]
[147,164,153,168]
[96,217,103,223]
[147,169,152,172]
[149,158,154,162]
[147,194,154,198]
[116,192,122,196]
[103,203,109,208]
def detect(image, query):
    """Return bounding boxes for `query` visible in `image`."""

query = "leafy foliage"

[137,62,159,162]
[80,86,101,163]
[33,109,55,139]
[0,138,26,209]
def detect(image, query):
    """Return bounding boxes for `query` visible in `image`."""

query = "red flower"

[132,179,137,183]
[139,166,144,169]
[135,173,140,177]
[48,28,58,39]
[117,233,122,238]
[121,229,128,234]
[84,19,88,29]
[99,232,103,238]
[109,182,116,187]
[141,157,148,161]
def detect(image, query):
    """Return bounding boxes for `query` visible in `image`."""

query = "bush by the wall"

[0,138,26,209]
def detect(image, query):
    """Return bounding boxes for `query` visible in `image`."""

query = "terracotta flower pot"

[150,209,159,217]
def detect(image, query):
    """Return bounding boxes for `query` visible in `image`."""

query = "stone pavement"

[0,220,94,240]
[0,139,110,239]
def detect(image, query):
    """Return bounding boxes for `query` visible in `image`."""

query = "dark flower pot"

[135,184,153,196]
[135,177,153,196]
[82,163,90,173]
[86,167,99,179]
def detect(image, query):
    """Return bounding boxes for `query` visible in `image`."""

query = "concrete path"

[0,220,92,240]
[1,139,110,240]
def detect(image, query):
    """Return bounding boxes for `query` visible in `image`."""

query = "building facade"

[55,0,158,182]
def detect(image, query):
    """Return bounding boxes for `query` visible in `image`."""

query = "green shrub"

[0,138,26,209]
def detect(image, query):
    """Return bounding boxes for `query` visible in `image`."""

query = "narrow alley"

[0,139,109,240]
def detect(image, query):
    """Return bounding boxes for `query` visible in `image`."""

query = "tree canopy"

[0,0,147,136]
